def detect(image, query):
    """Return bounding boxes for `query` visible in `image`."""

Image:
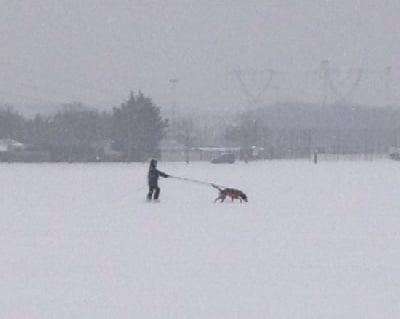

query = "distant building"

[159,139,186,161]
[194,147,241,162]
[0,139,50,162]
[160,139,241,162]
[0,139,26,152]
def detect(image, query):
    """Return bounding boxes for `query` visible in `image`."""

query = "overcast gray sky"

[0,0,399,114]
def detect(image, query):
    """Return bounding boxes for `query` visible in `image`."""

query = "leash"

[169,175,228,189]
[170,175,214,186]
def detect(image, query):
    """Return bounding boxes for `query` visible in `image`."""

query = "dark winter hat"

[150,159,157,167]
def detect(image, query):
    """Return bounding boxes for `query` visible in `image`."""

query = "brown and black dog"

[212,184,248,203]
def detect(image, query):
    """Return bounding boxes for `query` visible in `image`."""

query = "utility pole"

[169,78,179,123]
[321,60,329,106]
[320,60,363,105]
[385,66,392,106]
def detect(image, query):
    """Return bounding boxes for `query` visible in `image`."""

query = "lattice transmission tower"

[234,68,275,108]
[320,60,364,105]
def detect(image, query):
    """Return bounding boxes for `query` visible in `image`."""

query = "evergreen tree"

[0,107,26,141]
[38,103,110,161]
[112,91,167,161]
[25,114,52,149]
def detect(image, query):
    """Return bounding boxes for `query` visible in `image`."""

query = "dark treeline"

[1,93,400,162]
[0,91,167,162]
[226,102,400,159]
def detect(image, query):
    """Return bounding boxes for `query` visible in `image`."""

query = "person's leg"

[147,186,154,200]
[154,186,160,200]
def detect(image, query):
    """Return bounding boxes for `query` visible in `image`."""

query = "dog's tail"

[211,183,223,191]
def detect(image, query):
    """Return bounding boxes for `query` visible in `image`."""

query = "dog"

[212,184,248,203]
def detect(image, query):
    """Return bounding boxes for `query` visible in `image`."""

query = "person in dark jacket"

[147,159,169,201]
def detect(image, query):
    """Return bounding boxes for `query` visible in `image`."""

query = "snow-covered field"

[1,160,400,319]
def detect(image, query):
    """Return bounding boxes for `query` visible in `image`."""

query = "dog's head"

[240,192,248,202]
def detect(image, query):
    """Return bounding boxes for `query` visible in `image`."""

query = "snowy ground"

[1,160,400,319]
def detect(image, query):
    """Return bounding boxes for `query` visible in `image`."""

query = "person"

[313,149,318,164]
[147,159,169,201]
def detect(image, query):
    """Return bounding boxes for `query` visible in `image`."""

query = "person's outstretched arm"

[157,170,169,178]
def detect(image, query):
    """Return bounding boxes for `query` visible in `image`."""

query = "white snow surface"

[1,161,400,319]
